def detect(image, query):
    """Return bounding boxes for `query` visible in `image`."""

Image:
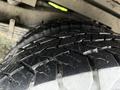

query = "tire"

[0,19,120,90]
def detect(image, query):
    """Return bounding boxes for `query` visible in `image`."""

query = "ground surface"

[0,32,14,62]
[0,22,28,62]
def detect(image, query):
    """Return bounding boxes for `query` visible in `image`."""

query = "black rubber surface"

[0,19,120,90]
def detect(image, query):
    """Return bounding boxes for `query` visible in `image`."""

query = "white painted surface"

[30,67,120,90]
[30,72,93,90]
[99,67,120,90]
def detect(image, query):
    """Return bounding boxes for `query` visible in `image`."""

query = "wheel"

[0,19,120,90]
